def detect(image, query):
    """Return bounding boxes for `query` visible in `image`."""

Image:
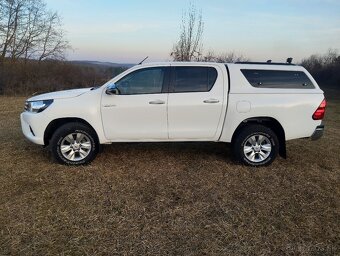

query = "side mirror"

[106,84,120,95]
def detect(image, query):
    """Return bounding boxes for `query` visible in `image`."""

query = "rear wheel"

[50,122,99,165]
[232,124,279,166]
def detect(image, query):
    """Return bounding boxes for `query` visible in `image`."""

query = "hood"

[27,88,92,101]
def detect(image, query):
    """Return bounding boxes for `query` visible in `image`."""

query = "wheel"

[232,124,279,166]
[50,122,99,165]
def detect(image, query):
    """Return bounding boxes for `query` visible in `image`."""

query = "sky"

[45,0,340,64]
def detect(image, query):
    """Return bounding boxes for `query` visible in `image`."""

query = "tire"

[232,124,279,166]
[50,122,99,165]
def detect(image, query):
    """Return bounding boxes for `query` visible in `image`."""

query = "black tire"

[232,124,279,166]
[50,122,99,165]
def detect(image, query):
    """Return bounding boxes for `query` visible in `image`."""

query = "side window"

[172,67,218,93]
[116,67,166,95]
[241,69,315,89]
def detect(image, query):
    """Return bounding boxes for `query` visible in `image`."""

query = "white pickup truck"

[21,61,326,166]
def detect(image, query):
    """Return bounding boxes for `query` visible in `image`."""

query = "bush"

[0,59,126,96]
[301,49,340,87]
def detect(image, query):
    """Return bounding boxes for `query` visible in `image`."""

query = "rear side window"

[172,67,218,93]
[241,69,315,89]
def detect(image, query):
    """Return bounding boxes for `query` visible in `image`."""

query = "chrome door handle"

[203,99,220,104]
[149,100,165,105]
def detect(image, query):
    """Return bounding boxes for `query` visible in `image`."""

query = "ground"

[0,92,339,255]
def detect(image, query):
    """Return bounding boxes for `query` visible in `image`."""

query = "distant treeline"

[0,60,127,96]
[301,49,340,88]
[0,50,339,96]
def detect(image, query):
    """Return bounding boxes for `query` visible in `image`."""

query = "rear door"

[167,65,225,140]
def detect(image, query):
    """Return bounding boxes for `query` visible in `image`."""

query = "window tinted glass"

[116,67,165,95]
[241,69,315,89]
[173,67,218,93]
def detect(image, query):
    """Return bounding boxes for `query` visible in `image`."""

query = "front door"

[101,66,169,140]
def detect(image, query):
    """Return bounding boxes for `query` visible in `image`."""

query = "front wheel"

[232,124,279,166]
[50,122,99,165]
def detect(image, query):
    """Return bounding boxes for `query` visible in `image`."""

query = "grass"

[0,93,339,255]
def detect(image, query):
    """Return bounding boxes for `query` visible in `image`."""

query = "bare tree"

[11,0,46,60]
[203,50,250,63]
[0,0,25,59]
[171,3,204,61]
[301,49,338,71]
[301,48,340,86]
[0,0,69,62]
[37,11,69,61]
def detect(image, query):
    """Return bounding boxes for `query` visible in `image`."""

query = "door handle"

[149,100,165,105]
[203,99,220,104]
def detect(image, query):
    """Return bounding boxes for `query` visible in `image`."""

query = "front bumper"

[20,112,45,145]
[311,124,324,141]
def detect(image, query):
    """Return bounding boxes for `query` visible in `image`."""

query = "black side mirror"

[106,84,120,95]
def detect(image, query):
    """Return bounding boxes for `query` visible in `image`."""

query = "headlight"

[24,99,53,113]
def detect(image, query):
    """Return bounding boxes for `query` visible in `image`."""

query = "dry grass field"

[0,92,339,255]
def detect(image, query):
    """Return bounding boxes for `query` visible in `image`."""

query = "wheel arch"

[231,117,286,158]
[44,117,99,146]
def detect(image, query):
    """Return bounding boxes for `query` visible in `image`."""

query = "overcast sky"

[45,0,340,63]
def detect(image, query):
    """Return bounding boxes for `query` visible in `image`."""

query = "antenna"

[266,60,272,63]
[138,56,149,65]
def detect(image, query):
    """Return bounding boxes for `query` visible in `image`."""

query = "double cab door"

[101,64,225,141]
